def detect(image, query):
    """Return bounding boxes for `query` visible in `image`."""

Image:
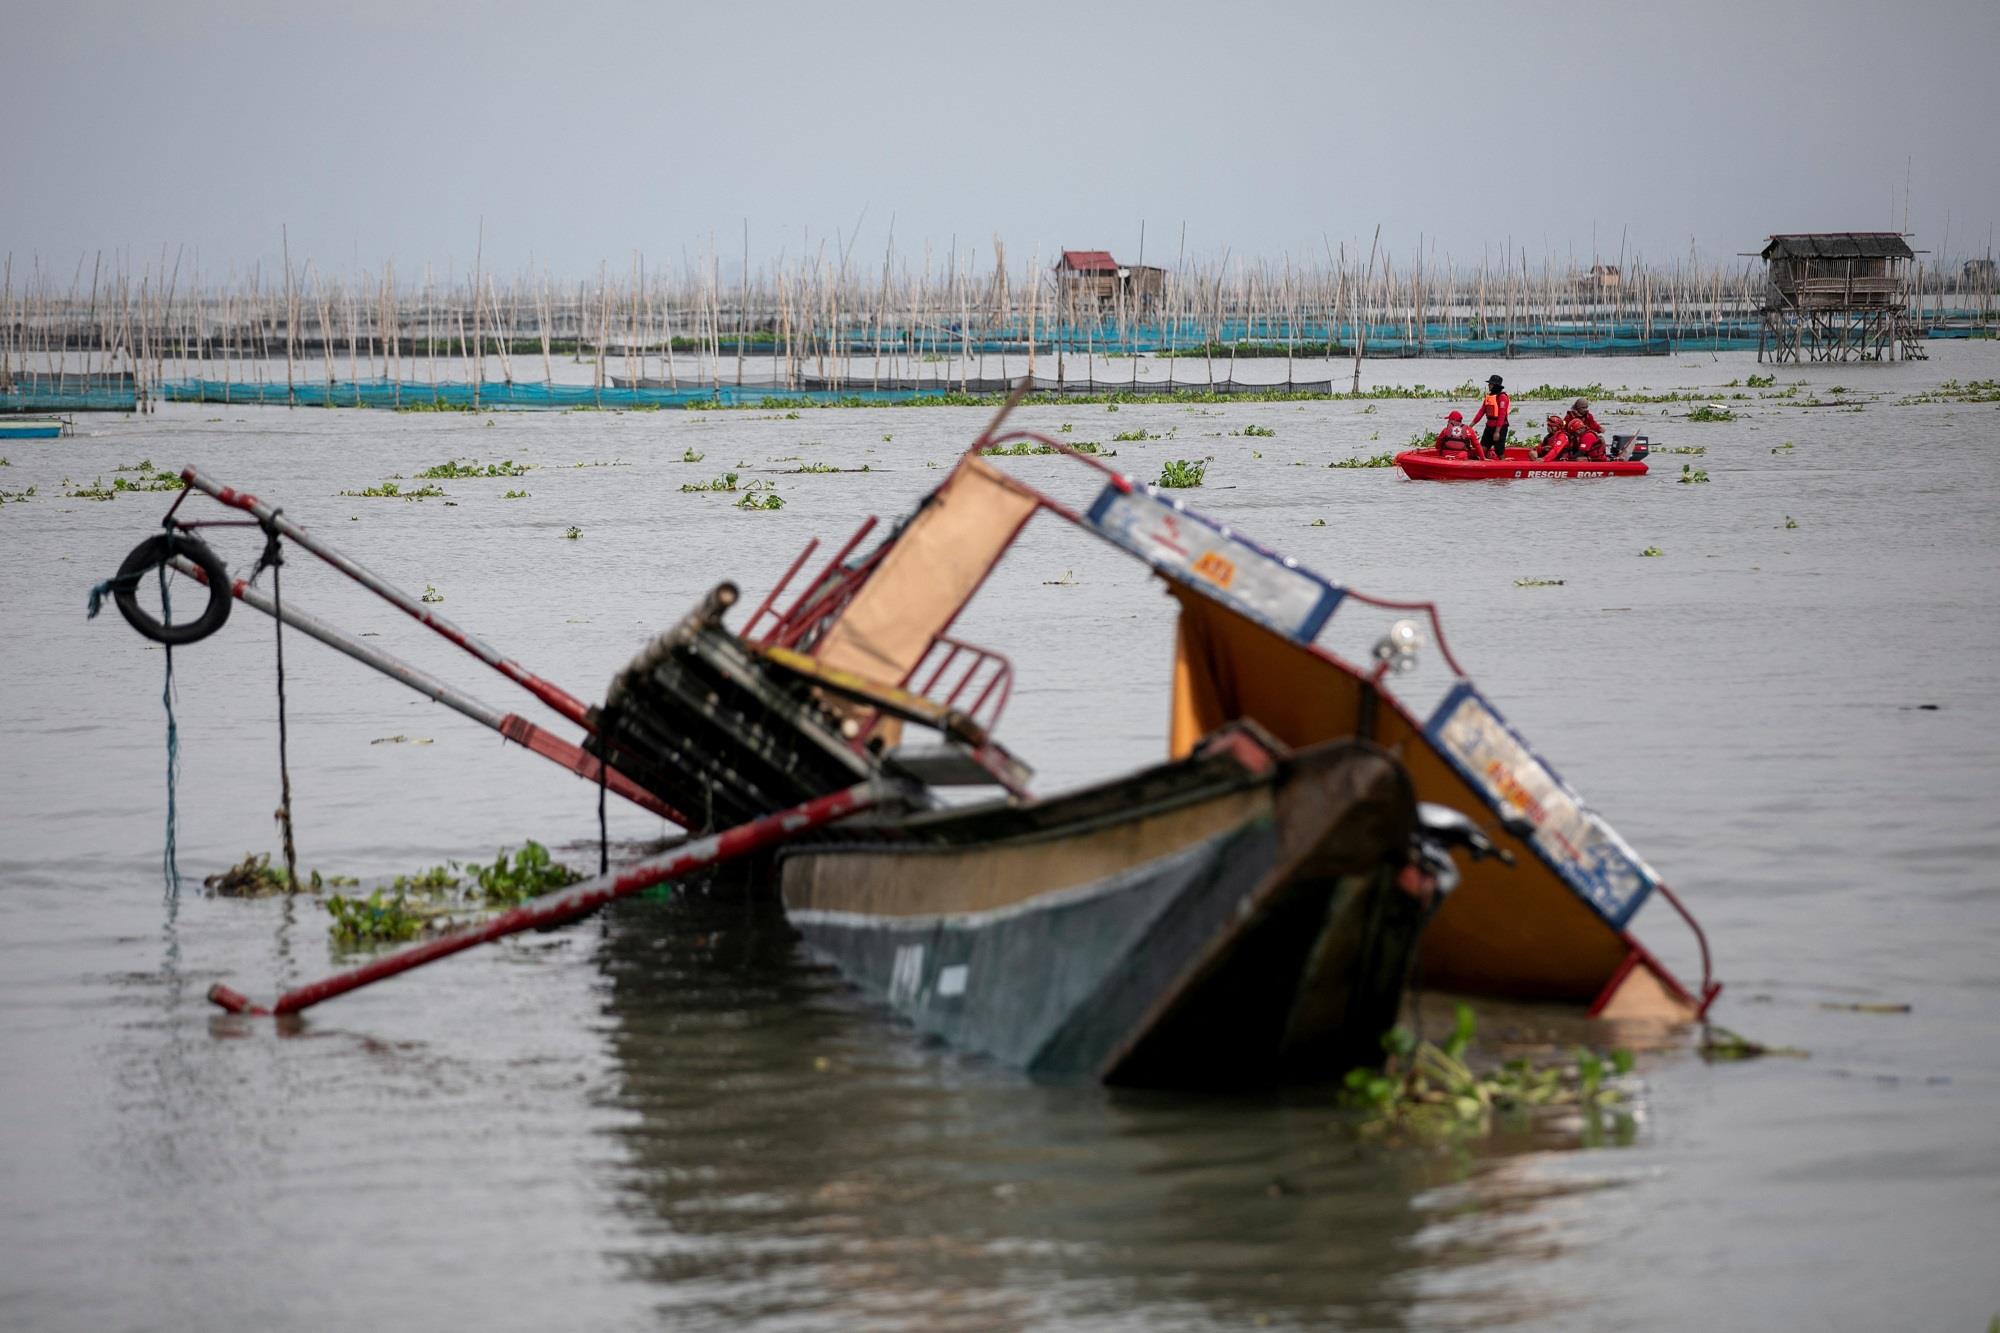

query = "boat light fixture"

[1373,619,1424,674]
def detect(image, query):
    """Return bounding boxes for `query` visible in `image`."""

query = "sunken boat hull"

[777,733,1425,1088]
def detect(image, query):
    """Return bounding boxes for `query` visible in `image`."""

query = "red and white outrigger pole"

[208,779,899,1017]
[179,466,592,728]
[165,554,686,825]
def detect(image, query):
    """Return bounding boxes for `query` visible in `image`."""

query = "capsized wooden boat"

[778,726,1427,1086]
[587,396,1717,1054]
[708,408,1717,1027]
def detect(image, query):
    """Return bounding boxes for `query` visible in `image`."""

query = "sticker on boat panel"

[1425,682,1659,928]
[889,944,925,1003]
[1085,483,1343,641]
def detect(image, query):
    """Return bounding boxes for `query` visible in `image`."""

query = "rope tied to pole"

[160,564,182,895]
[251,511,300,892]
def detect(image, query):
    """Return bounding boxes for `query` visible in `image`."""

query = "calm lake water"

[2,347,1996,1330]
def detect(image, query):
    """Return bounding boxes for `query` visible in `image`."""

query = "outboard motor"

[1610,433,1649,462]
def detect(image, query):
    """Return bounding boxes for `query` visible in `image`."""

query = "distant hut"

[1056,250,1121,314]
[1755,232,1920,362]
[1963,257,1996,292]
[1055,251,1168,319]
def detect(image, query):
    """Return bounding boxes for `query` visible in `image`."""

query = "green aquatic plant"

[688,470,741,491]
[1661,445,1707,455]
[1156,458,1207,488]
[326,890,429,944]
[471,840,581,905]
[1686,405,1734,423]
[563,525,582,540]
[1309,518,1327,527]
[205,852,296,897]
[393,400,479,413]
[789,461,840,473]
[65,477,117,501]
[1784,516,1799,529]
[1640,546,1664,557]
[1233,424,1276,438]
[680,447,705,463]
[1515,578,1565,588]
[112,459,154,473]
[418,458,530,479]
[1899,378,2000,405]
[1113,428,1165,442]
[736,492,786,510]
[501,489,530,499]
[1678,465,1711,484]
[1770,441,1795,454]
[340,481,447,500]
[420,583,444,604]
[112,473,185,493]
[1697,1024,1809,1062]
[1331,453,1398,469]
[0,483,36,503]
[1341,1003,1636,1143]
[389,863,461,893]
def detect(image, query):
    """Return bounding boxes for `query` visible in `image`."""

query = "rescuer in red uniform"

[1537,414,1573,461]
[1471,374,1510,457]
[1433,410,1481,459]
[1564,401,1607,461]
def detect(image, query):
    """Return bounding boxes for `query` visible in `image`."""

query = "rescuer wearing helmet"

[1434,409,1480,459]
[1538,413,1573,461]
[1471,374,1511,458]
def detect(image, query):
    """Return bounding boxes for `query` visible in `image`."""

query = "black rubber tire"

[113,532,233,646]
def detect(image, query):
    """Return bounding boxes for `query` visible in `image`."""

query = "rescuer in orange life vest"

[1433,410,1481,459]
[1470,374,1510,457]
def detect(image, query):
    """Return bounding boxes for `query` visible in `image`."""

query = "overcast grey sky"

[3,0,1996,280]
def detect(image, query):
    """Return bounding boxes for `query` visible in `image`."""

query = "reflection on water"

[597,892,1630,1330]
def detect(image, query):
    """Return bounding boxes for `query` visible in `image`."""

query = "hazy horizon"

[3,0,1997,282]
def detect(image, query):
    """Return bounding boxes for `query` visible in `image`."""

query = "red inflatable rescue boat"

[1397,433,1651,481]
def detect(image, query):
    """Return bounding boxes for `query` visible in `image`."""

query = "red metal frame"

[740,537,819,641]
[756,517,879,647]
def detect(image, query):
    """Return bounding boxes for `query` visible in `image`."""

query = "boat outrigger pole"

[207,779,901,1016]
[165,555,685,824]
[178,466,593,728]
